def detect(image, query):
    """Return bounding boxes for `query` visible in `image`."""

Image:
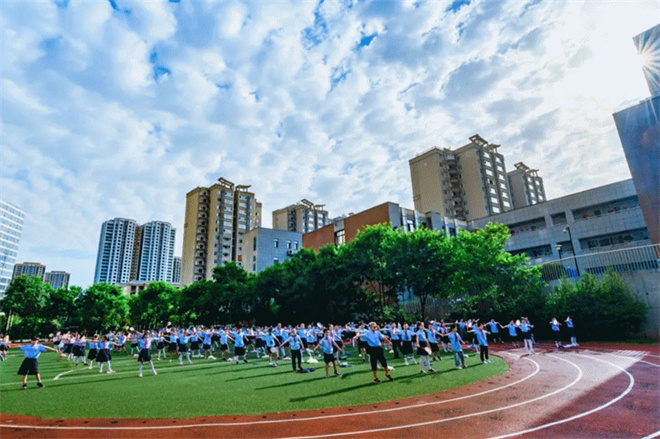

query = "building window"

[287,240,292,249]
[273,238,279,248]
[253,236,257,251]
[273,257,279,264]
[334,229,346,246]
[293,241,298,250]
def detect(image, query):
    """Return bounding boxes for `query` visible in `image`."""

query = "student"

[96,335,116,374]
[352,323,368,362]
[415,322,434,374]
[264,328,280,366]
[177,330,193,365]
[474,324,490,364]
[400,323,415,365]
[156,331,166,360]
[231,327,248,364]
[550,318,562,349]
[281,329,303,372]
[0,335,10,361]
[86,336,98,369]
[426,322,442,362]
[202,329,215,359]
[445,326,467,369]
[313,328,342,378]
[18,338,58,389]
[304,325,317,361]
[72,334,86,366]
[363,322,394,384]
[487,319,503,344]
[189,329,201,358]
[167,330,178,362]
[506,320,520,348]
[137,331,158,377]
[389,323,402,359]
[565,317,578,347]
[520,318,534,355]
[218,327,233,361]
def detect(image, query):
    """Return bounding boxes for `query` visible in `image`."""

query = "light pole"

[555,244,563,260]
[563,226,581,278]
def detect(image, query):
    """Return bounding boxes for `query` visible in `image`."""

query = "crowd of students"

[7,316,578,388]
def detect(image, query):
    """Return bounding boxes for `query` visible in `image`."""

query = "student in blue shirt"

[313,328,342,378]
[264,328,280,366]
[550,318,562,349]
[232,327,248,363]
[18,338,58,389]
[444,326,467,369]
[474,324,490,364]
[506,320,520,348]
[281,329,304,372]
[363,322,394,384]
[177,330,192,365]
[565,317,578,347]
[415,322,434,374]
[400,323,416,366]
[137,331,158,377]
[520,318,535,355]
[86,336,98,369]
[487,319,503,344]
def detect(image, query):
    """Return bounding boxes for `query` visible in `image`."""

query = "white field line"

[641,430,660,439]
[0,355,541,430]
[53,370,76,380]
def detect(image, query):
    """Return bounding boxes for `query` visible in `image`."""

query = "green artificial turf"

[0,347,507,419]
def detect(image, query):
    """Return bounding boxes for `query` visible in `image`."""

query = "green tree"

[77,283,129,333]
[0,275,52,336]
[449,223,545,322]
[386,228,453,319]
[44,285,83,330]
[129,281,179,328]
[212,262,254,323]
[344,224,398,314]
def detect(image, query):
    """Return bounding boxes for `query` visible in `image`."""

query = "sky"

[1,0,658,288]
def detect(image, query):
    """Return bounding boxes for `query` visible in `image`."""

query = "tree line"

[0,223,647,341]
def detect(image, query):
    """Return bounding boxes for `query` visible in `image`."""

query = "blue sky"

[1,0,657,287]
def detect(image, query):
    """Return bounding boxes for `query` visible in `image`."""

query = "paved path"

[1,345,658,438]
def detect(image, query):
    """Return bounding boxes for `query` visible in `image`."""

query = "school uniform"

[506,323,519,343]
[168,334,178,353]
[18,344,47,375]
[96,340,111,363]
[363,330,388,371]
[401,328,414,355]
[447,332,465,368]
[219,330,229,352]
[427,328,440,354]
[138,337,153,362]
[488,322,500,341]
[233,331,246,356]
[319,337,336,364]
[284,334,303,371]
[475,328,489,362]
[86,340,97,362]
[415,329,429,356]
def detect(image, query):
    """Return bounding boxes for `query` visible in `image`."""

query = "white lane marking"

[486,353,636,439]
[0,356,541,430]
[641,430,660,439]
[53,370,76,380]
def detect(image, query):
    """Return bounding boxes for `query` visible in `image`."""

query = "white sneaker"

[139,373,143,378]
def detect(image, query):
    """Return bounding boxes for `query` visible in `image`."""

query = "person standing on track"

[565,317,578,347]
[474,324,490,364]
[18,338,58,389]
[520,318,534,355]
[550,318,562,349]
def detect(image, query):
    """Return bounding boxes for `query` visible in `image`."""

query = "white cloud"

[1,0,657,286]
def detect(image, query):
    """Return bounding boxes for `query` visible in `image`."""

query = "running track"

[2,345,658,439]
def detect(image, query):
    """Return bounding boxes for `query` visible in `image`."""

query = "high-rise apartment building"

[507,162,546,209]
[182,177,262,285]
[0,200,24,296]
[12,262,46,280]
[172,256,182,285]
[94,218,137,285]
[409,134,513,221]
[45,271,70,290]
[272,199,329,233]
[135,221,176,283]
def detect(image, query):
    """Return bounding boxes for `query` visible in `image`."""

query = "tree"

[386,228,453,319]
[44,285,83,330]
[130,281,179,328]
[212,262,254,323]
[0,275,52,337]
[76,283,129,333]
[344,224,399,314]
[448,223,546,322]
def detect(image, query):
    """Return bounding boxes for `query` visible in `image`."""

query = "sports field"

[0,346,506,419]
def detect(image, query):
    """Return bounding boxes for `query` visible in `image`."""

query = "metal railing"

[537,244,659,282]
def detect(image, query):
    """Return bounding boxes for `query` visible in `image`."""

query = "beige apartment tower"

[272,199,329,234]
[181,177,262,285]
[410,134,514,221]
[507,162,546,209]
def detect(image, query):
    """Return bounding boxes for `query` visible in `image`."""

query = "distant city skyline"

[1,1,656,287]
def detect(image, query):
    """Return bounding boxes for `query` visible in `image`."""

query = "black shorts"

[190,341,199,350]
[203,344,211,351]
[255,339,265,348]
[220,343,228,351]
[73,345,84,357]
[323,353,336,364]
[168,342,177,352]
[157,341,165,349]
[234,346,245,356]
[18,358,39,375]
[87,348,97,361]
[138,349,152,362]
[401,341,413,355]
[64,344,73,354]
[553,330,561,342]
[0,344,7,352]
[212,335,220,344]
[357,340,368,350]
[131,342,138,348]
[522,331,532,340]
[417,341,429,356]
[178,344,188,353]
[430,343,440,353]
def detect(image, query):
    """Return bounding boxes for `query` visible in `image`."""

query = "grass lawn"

[0,346,507,419]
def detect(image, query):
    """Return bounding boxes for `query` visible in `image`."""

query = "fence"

[537,244,660,283]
